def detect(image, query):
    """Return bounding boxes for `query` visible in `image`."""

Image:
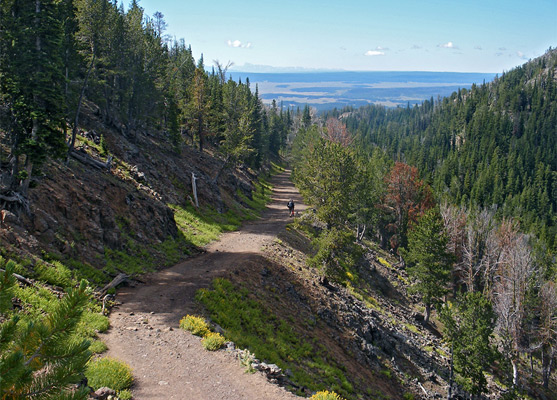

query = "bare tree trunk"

[542,346,553,388]
[191,172,199,207]
[512,357,519,388]
[424,303,431,323]
[67,52,96,159]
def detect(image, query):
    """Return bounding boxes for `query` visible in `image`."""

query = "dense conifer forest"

[292,48,556,398]
[325,48,557,250]
[0,0,293,201]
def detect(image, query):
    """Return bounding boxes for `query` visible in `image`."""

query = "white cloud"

[439,41,457,49]
[474,45,482,50]
[411,45,422,49]
[517,50,527,59]
[364,50,385,56]
[227,39,252,49]
[375,46,389,51]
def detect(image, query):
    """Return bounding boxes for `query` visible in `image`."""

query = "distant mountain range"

[229,71,497,110]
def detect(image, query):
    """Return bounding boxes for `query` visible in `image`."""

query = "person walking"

[287,199,295,217]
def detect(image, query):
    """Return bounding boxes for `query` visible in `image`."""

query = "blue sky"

[136,0,556,73]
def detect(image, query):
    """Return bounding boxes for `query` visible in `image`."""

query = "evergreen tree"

[401,208,453,322]
[301,104,312,129]
[0,262,91,399]
[295,136,358,228]
[0,0,67,194]
[440,292,498,398]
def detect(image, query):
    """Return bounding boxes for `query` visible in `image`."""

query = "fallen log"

[101,273,128,294]
[0,268,34,286]
[70,150,112,171]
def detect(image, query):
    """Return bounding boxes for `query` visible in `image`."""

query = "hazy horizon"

[226,70,497,110]
[136,0,556,74]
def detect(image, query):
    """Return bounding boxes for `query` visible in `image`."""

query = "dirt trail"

[101,170,305,400]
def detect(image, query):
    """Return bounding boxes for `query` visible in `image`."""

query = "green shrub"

[88,340,108,354]
[85,357,133,391]
[36,261,75,287]
[179,315,210,336]
[310,391,345,400]
[118,389,133,400]
[77,311,110,337]
[202,332,226,351]
[308,227,363,283]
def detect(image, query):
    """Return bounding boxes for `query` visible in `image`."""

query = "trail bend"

[101,170,305,400]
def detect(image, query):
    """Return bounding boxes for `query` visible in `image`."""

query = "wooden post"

[192,172,199,207]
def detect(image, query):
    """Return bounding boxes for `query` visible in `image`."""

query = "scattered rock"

[91,387,116,400]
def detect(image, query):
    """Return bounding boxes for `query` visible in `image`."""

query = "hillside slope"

[332,48,557,248]
[0,104,265,284]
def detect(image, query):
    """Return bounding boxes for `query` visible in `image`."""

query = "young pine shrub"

[0,263,92,400]
[179,315,210,336]
[85,357,133,391]
[310,391,345,400]
[201,332,226,351]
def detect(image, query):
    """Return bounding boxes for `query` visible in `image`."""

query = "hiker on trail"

[287,199,295,217]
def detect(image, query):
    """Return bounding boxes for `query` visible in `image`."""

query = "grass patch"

[1,256,111,369]
[403,323,420,335]
[311,391,346,400]
[202,332,226,351]
[85,357,133,391]
[89,340,108,354]
[118,389,133,400]
[170,204,234,247]
[377,257,392,269]
[179,315,210,336]
[35,260,76,287]
[196,278,355,399]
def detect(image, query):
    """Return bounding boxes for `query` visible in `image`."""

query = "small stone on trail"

[91,387,116,400]
[158,381,169,386]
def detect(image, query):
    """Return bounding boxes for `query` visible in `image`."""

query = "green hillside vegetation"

[326,48,557,250]
[291,49,556,399]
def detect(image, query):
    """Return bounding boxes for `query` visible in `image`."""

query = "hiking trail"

[101,170,305,399]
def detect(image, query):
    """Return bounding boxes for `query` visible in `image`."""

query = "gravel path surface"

[101,170,305,399]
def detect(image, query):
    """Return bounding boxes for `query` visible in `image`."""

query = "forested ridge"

[0,0,293,202]
[326,48,557,249]
[292,49,556,399]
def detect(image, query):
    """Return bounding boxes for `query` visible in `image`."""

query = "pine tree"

[401,208,453,322]
[0,262,92,399]
[301,104,312,129]
[0,0,67,194]
[440,292,498,398]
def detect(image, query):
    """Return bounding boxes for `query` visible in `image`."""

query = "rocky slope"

[0,103,258,279]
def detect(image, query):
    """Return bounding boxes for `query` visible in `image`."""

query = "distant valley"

[230,71,497,110]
